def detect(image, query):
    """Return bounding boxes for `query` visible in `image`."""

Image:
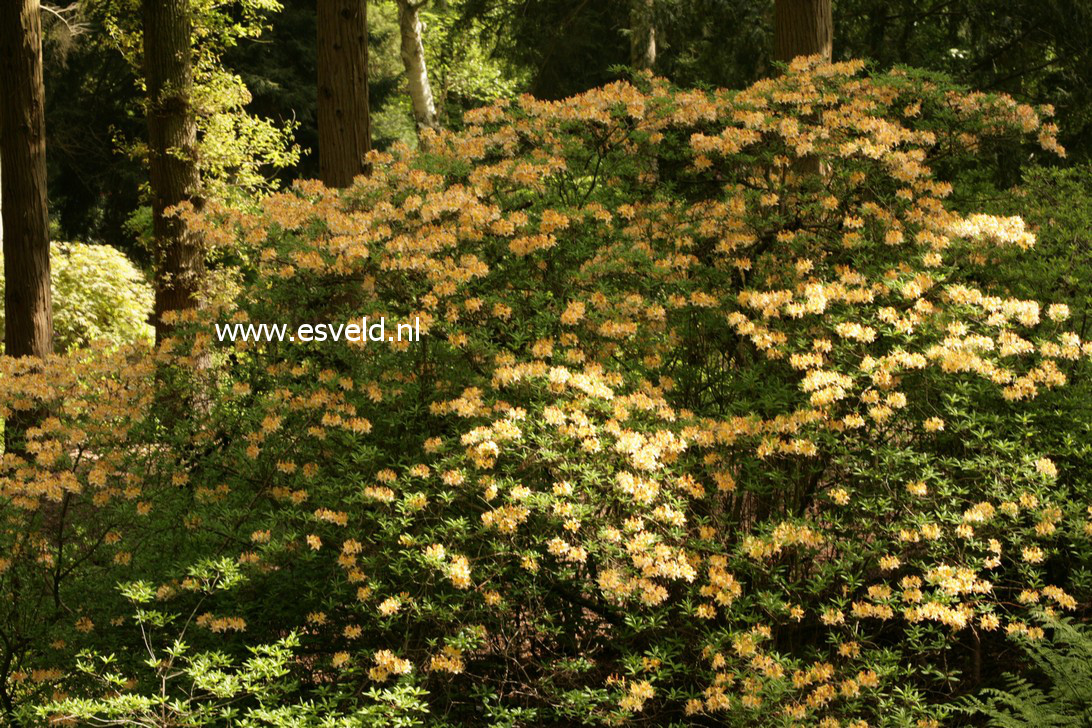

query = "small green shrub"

[0,241,153,351]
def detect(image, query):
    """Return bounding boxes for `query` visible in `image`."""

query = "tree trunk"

[774,0,831,179]
[143,0,203,343]
[0,0,53,360]
[317,0,371,188]
[773,0,832,64]
[629,0,656,72]
[397,0,439,144]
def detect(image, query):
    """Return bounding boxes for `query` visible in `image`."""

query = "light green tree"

[86,0,300,207]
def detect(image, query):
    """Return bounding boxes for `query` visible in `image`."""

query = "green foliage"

[368,2,423,149]
[84,0,300,206]
[70,62,1077,725]
[44,0,1092,252]
[836,0,1092,162]
[651,0,771,89]
[417,2,528,123]
[961,615,1092,727]
[27,561,430,727]
[42,7,148,252]
[369,0,528,147]
[459,0,631,98]
[0,241,153,351]
[985,165,1092,326]
[14,1,1092,725]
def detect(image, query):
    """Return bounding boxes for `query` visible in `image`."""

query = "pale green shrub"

[0,241,153,351]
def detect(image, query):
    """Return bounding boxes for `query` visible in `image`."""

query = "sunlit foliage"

[84,0,300,206]
[0,241,153,351]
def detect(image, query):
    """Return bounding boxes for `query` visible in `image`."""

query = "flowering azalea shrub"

[0,345,157,715]
[4,59,1092,726]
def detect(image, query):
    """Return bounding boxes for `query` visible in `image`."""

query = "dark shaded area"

[460,0,632,100]
[226,1,322,182]
[43,24,145,258]
[836,0,1092,161]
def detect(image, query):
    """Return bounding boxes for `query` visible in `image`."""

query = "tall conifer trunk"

[0,0,53,359]
[774,0,831,179]
[318,0,371,187]
[143,0,203,342]
[773,0,832,63]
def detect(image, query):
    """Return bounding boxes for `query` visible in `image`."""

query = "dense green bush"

[35,559,431,727]
[988,165,1092,333]
[0,241,153,351]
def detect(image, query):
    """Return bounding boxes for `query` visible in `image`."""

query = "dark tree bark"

[774,0,831,179]
[143,0,203,342]
[317,0,371,188]
[774,0,832,63]
[629,0,656,72]
[0,0,53,360]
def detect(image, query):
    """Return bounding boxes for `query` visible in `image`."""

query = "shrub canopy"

[4,59,1091,726]
[0,241,153,351]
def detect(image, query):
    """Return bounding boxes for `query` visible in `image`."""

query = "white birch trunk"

[630,0,656,71]
[396,0,438,144]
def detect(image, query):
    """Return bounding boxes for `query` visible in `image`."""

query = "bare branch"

[40,2,83,33]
